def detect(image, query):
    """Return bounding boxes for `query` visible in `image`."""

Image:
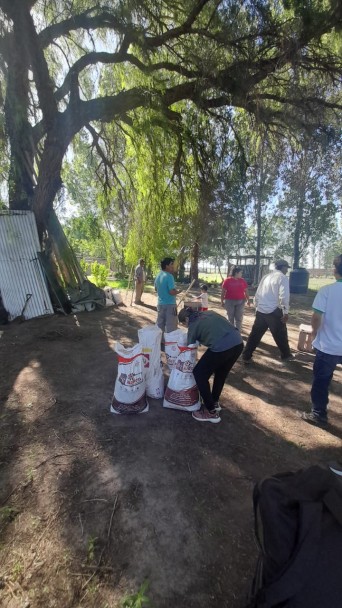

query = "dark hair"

[178,307,191,323]
[139,258,145,263]
[231,266,242,277]
[161,257,174,270]
[200,283,208,291]
[333,254,342,276]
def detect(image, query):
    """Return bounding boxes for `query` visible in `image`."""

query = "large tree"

[0,0,341,244]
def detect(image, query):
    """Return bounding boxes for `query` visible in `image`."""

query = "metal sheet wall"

[0,210,54,320]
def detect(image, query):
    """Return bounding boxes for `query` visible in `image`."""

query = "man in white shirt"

[242,259,293,363]
[302,254,342,426]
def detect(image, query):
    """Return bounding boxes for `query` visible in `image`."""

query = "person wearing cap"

[134,258,146,304]
[301,254,342,427]
[178,308,243,423]
[242,259,293,363]
[154,257,182,333]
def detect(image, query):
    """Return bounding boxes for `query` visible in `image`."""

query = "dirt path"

[0,290,341,608]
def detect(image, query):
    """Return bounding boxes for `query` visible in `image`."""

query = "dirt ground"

[1,287,341,608]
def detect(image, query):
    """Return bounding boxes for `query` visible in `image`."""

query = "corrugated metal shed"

[0,210,54,320]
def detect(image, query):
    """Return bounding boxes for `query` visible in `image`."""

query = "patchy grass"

[308,276,334,292]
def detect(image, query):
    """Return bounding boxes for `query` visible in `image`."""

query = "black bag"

[247,463,342,608]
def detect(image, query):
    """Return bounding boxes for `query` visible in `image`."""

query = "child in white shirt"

[193,284,209,311]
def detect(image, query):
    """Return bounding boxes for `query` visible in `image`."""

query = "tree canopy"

[1,2,341,201]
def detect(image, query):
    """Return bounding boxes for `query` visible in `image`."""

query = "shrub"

[79,258,90,274]
[91,261,109,288]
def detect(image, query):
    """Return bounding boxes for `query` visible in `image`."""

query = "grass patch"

[308,277,334,291]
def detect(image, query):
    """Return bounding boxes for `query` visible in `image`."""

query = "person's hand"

[282,314,289,324]
[221,301,224,307]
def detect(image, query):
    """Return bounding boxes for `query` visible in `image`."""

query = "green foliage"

[86,536,97,563]
[122,581,151,608]
[0,506,18,526]
[79,258,90,274]
[90,262,109,288]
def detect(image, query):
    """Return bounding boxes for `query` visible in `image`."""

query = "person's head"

[139,258,145,266]
[200,283,208,292]
[178,307,191,325]
[161,257,175,272]
[274,259,291,275]
[333,254,342,278]
[231,266,243,278]
[178,306,201,326]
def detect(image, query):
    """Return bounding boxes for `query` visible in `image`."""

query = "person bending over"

[178,308,243,424]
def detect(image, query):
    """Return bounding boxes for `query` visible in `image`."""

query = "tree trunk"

[190,241,199,286]
[293,195,305,268]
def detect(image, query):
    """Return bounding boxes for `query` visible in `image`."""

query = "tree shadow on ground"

[0,302,341,608]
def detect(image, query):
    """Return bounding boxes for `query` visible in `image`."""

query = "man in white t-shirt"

[302,254,342,427]
[242,259,293,363]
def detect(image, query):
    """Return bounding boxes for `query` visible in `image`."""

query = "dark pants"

[243,308,291,360]
[193,343,243,411]
[311,349,342,420]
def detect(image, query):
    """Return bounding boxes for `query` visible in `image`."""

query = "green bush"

[79,258,90,274]
[90,261,109,288]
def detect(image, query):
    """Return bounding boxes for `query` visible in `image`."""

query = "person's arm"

[279,275,290,321]
[221,281,226,306]
[169,288,181,295]
[187,324,198,345]
[243,281,250,306]
[311,310,323,339]
[168,275,181,296]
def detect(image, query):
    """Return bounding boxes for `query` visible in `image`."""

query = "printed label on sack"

[164,385,199,406]
[142,348,151,368]
[118,370,144,387]
[175,359,194,373]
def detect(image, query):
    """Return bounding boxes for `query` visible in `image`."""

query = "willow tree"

[0,0,341,254]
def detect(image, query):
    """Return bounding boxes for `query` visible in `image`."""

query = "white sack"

[163,343,200,412]
[112,289,123,305]
[104,286,114,301]
[138,325,164,399]
[111,342,148,414]
[105,298,115,307]
[164,328,187,370]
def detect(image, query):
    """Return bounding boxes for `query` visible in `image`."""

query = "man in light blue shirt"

[154,257,181,333]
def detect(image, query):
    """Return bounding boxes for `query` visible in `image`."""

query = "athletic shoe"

[192,408,221,423]
[301,411,327,427]
[213,401,222,412]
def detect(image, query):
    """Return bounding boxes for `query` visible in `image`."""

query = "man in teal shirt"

[154,257,181,333]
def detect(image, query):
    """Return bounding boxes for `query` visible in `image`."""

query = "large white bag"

[138,325,164,399]
[112,289,123,305]
[164,328,187,370]
[163,344,201,412]
[110,342,148,414]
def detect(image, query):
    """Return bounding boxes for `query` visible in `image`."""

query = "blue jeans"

[311,349,342,420]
